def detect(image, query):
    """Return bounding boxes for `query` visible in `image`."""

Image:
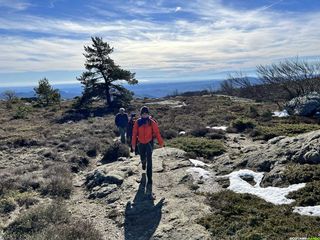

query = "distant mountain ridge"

[0,78,260,99]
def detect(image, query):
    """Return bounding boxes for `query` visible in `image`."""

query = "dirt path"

[66,148,213,240]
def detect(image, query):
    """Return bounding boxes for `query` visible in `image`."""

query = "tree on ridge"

[77,37,138,107]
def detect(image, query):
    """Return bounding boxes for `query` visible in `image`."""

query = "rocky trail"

[65,129,320,239]
[65,131,266,240]
[66,148,213,240]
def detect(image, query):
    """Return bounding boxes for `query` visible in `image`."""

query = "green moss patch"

[254,123,320,140]
[168,137,225,159]
[198,190,320,239]
[289,181,320,207]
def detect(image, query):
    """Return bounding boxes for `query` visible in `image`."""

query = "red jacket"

[132,118,164,147]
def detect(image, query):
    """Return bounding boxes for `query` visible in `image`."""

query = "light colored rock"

[239,130,320,171]
[285,92,320,117]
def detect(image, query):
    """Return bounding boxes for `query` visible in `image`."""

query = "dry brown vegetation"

[0,92,319,238]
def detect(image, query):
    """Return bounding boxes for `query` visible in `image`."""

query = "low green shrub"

[283,164,320,184]
[0,197,16,214]
[254,123,320,140]
[14,192,39,208]
[260,110,273,122]
[198,190,320,239]
[168,137,225,158]
[13,105,32,119]
[288,181,320,206]
[231,118,255,132]
[246,106,259,118]
[262,164,320,187]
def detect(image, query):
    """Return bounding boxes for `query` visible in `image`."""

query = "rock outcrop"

[285,92,320,117]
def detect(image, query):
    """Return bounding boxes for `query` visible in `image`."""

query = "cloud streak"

[0,0,31,10]
[0,0,320,84]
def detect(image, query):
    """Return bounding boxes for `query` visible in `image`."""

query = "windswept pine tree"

[77,37,138,107]
[34,78,61,106]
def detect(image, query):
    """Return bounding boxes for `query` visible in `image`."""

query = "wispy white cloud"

[0,0,31,10]
[0,0,320,82]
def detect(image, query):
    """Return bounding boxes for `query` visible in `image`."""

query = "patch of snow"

[221,169,305,205]
[172,102,187,108]
[189,159,209,167]
[187,167,211,179]
[272,110,289,117]
[211,126,228,131]
[154,100,180,105]
[293,206,320,217]
[146,100,187,108]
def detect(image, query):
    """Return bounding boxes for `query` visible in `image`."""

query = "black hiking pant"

[138,141,153,181]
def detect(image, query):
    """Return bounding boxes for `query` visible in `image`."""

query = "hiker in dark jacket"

[132,106,164,184]
[127,113,138,154]
[115,108,129,144]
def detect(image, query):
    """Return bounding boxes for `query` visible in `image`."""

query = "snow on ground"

[272,110,289,117]
[220,169,305,205]
[212,126,228,131]
[293,206,320,217]
[206,126,228,131]
[146,100,186,108]
[186,167,211,179]
[189,159,209,167]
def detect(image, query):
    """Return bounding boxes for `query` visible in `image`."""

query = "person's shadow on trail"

[124,173,165,240]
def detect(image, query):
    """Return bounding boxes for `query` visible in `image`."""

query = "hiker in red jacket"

[132,106,164,184]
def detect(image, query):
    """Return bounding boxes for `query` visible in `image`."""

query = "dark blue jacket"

[115,113,128,128]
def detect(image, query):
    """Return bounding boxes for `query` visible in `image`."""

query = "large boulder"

[238,130,320,172]
[285,92,320,117]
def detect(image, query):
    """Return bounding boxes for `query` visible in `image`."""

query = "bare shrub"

[69,154,90,173]
[0,170,42,195]
[84,140,100,157]
[16,172,43,191]
[29,220,103,240]
[41,165,73,198]
[0,172,16,195]
[257,58,320,99]
[190,127,210,137]
[4,202,69,239]
[161,128,178,139]
[15,192,39,208]
[13,137,40,148]
[101,142,129,163]
[206,130,226,140]
[11,164,40,175]
[42,149,59,160]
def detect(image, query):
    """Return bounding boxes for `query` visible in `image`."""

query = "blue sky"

[0,0,320,87]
